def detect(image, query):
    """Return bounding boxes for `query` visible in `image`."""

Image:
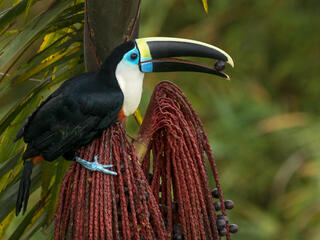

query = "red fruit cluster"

[55,81,236,240]
[55,123,167,240]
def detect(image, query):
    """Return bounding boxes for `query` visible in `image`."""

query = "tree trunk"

[84,0,140,71]
[84,0,150,162]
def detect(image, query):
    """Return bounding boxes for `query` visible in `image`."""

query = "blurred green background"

[140,1,320,238]
[0,0,319,239]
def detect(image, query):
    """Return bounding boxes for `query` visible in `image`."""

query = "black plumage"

[15,41,136,161]
[15,41,135,215]
[19,72,123,161]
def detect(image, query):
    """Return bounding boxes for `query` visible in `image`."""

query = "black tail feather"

[16,161,33,216]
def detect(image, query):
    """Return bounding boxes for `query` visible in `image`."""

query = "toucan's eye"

[130,53,138,60]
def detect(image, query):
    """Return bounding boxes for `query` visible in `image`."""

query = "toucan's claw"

[75,155,117,175]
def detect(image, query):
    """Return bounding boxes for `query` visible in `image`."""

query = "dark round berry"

[229,224,238,233]
[217,214,229,223]
[211,188,219,198]
[216,218,226,230]
[130,53,138,60]
[219,228,227,236]
[225,200,234,210]
[214,201,221,211]
[214,60,226,71]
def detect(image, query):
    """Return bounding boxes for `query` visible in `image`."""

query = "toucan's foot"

[75,154,117,175]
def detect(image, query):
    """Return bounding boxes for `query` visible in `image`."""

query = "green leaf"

[13,48,81,85]
[29,219,55,240]
[24,0,35,22]
[11,33,82,81]
[44,13,84,34]
[0,211,14,237]
[0,86,42,143]
[19,212,47,240]
[46,159,71,222]
[0,6,83,94]
[0,37,37,96]
[0,0,28,33]
[7,197,46,240]
[40,161,56,200]
[0,150,22,192]
[0,150,22,178]
[201,0,208,14]
[0,95,41,164]
[0,0,73,70]
[56,2,85,18]
[0,164,41,223]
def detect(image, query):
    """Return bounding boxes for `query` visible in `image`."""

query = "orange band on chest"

[32,155,44,164]
[117,108,126,120]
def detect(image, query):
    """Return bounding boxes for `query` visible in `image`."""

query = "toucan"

[14,37,234,215]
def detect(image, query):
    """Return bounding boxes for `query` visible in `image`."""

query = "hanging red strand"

[55,122,167,240]
[55,81,237,239]
[139,81,234,240]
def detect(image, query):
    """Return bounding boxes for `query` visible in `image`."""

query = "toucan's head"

[102,37,234,116]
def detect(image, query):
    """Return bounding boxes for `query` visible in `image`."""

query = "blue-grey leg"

[75,154,117,175]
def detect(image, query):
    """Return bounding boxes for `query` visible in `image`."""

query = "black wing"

[18,72,123,161]
[15,72,93,142]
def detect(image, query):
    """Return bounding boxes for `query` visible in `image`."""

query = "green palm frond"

[201,0,208,14]
[0,0,84,238]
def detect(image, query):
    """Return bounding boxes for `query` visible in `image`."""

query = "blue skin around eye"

[123,46,153,72]
[123,47,140,65]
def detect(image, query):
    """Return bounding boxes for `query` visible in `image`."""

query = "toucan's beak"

[135,37,234,79]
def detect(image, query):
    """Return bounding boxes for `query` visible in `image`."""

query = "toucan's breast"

[115,60,144,116]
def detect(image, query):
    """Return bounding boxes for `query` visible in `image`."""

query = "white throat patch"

[115,60,144,116]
